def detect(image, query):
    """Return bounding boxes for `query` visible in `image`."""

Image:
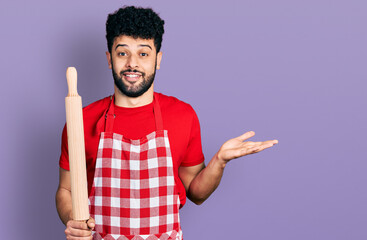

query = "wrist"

[213,152,227,169]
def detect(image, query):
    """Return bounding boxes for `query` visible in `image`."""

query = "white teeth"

[126,74,139,78]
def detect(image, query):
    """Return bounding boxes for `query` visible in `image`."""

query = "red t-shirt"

[59,92,204,207]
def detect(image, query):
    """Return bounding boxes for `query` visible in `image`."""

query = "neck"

[114,85,154,108]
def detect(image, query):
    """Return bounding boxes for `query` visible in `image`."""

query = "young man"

[56,6,278,240]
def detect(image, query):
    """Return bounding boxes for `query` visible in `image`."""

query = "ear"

[106,51,112,69]
[156,51,163,70]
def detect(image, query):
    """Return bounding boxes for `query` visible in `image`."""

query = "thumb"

[236,131,255,142]
[87,217,95,229]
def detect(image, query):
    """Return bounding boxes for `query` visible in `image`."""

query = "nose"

[126,54,139,69]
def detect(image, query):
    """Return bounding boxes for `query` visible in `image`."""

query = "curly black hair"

[106,6,165,53]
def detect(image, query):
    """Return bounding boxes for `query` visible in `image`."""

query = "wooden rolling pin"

[65,67,90,221]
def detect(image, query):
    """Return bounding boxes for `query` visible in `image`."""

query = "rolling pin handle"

[66,67,78,96]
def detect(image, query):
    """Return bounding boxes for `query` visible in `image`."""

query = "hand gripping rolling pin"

[65,67,90,221]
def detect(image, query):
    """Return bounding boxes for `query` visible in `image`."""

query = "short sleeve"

[180,108,205,167]
[59,124,70,170]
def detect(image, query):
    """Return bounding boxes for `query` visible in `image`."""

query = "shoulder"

[82,95,111,124]
[155,92,196,116]
[83,96,111,115]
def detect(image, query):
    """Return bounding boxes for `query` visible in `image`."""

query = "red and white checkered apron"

[89,94,182,240]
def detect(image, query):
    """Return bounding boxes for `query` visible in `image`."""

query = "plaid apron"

[89,94,182,240]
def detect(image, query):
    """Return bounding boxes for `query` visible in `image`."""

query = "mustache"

[120,69,145,77]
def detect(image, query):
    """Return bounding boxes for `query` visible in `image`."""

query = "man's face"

[106,35,162,98]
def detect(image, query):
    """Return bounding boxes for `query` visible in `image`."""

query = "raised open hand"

[217,131,278,163]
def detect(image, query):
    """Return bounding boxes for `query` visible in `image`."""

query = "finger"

[246,142,261,147]
[67,227,92,237]
[67,220,89,230]
[236,131,255,142]
[264,139,278,145]
[253,142,276,152]
[87,217,95,230]
[244,140,277,150]
[241,142,264,151]
[66,236,93,240]
[241,141,255,147]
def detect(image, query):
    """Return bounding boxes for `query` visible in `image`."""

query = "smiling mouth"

[122,72,142,82]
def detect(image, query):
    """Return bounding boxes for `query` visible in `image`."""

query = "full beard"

[112,62,156,98]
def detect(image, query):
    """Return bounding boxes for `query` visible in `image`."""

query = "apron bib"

[89,94,182,240]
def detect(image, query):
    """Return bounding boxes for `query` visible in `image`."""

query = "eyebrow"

[115,44,152,50]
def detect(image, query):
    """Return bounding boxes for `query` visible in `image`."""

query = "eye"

[140,53,148,57]
[118,52,127,56]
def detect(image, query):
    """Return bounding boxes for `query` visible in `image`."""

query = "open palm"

[217,131,278,163]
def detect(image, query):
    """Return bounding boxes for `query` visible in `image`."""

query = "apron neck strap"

[105,95,115,133]
[153,92,163,131]
[104,93,163,133]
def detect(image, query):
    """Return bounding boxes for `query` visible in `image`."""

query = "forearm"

[55,187,73,225]
[187,153,226,205]
[183,131,278,205]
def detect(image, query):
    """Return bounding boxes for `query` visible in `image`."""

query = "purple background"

[0,0,366,239]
